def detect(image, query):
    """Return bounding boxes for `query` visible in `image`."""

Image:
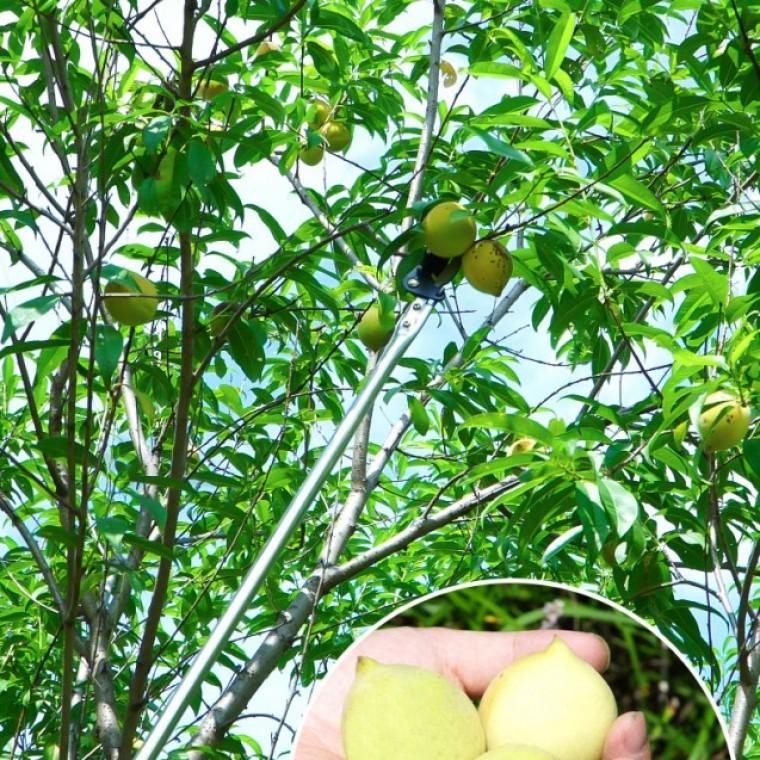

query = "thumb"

[603,712,651,760]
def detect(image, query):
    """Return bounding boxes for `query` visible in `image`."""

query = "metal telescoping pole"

[135,298,434,760]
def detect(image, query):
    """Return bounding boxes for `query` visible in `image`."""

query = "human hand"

[293,626,650,760]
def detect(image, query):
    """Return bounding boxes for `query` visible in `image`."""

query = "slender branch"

[120,3,199,752]
[730,0,760,82]
[403,0,446,219]
[728,622,760,755]
[0,492,75,631]
[187,477,514,757]
[193,0,306,69]
[576,255,684,418]
[735,541,760,682]
[0,123,69,218]
[91,629,123,755]
[276,160,384,293]
[68,658,90,760]
[330,478,516,583]
[320,354,378,568]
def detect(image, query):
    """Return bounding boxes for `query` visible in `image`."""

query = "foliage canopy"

[0,0,759,757]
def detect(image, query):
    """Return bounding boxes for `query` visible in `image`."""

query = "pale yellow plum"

[342,657,485,760]
[507,437,536,456]
[475,746,556,760]
[479,637,617,760]
[697,391,751,452]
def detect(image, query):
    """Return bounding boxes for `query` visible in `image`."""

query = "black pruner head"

[401,252,461,301]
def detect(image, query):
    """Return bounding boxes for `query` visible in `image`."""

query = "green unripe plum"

[104,271,159,326]
[300,144,325,166]
[479,637,617,760]
[357,305,394,352]
[320,121,351,152]
[423,201,477,259]
[342,657,486,760]
[308,99,332,128]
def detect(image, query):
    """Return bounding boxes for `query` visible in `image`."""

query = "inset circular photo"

[293,580,732,760]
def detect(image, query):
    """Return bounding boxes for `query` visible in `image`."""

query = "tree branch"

[403,0,446,217]
[728,621,760,755]
[276,161,384,293]
[0,492,82,647]
[187,476,515,756]
[120,2,199,752]
[193,0,306,70]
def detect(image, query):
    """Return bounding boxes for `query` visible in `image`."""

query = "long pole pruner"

[135,254,457,759]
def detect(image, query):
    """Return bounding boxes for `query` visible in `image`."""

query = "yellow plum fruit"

[342,657,486,760]
[475,746,557,760]
[479,637,617,760]
[423,201,477,259]
[461,240,513,296]
[507,437,536,456]
[697,391,751,452]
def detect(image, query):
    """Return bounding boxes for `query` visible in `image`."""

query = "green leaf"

[0,338,69,360]
[96,516,132,535]
[744,440,760,480]
[2,295,61,340]
[233,128,288,166]
[459,413,539,435]
[466,128,533,165]
[598,478,639,537]
[94,324,123,385]
[187,139,217,187]
[469,62,523,79]
[408,396,429,435]
[544,13,577,80]
[142,117,172,152]
[307,41,339,79]
[471,113,552,129]
[0,144,23,197]
[607,174,665,214]
[37,526,78,547]
[552,67,574,101]
[689,256,728,307]
[36,436,92,464]
[248,203,286,243]
[575,480,612,546]
[311,8,368,42]
[542,525,583,563]
[672,350,725,369]
[122,533,174,560]
[227,320,265,381]
[131,491,167,529]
